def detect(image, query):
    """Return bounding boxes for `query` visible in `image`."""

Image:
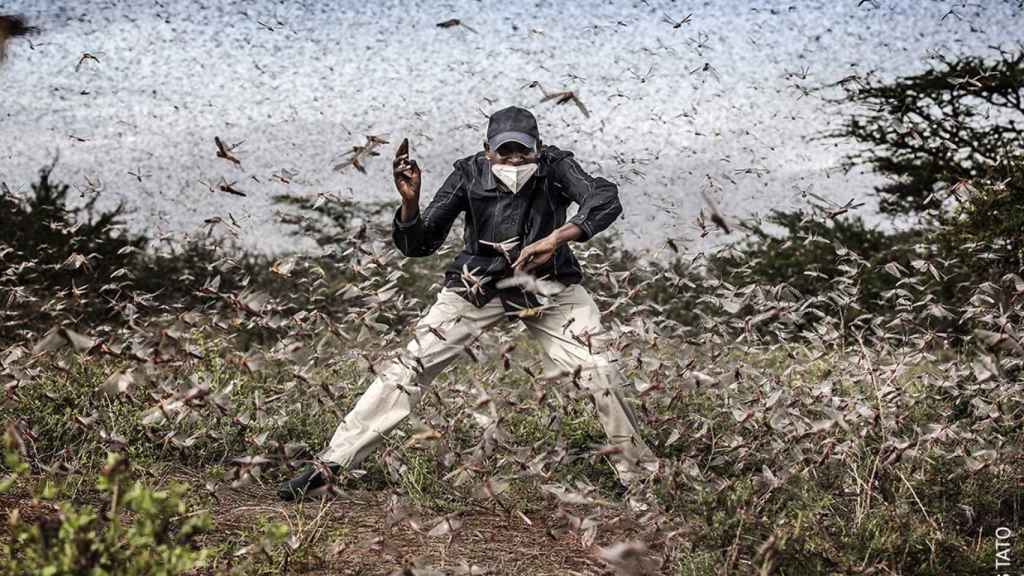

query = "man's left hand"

[512,233,559,273]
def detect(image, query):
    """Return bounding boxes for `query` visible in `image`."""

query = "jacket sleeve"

[551,154,623,242]
[392,163,467,257]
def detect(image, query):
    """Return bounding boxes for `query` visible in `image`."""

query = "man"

[279,106,658,501]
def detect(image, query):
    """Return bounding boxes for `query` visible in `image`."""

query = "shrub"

[1,437,211,576]
[936,163,1024,277]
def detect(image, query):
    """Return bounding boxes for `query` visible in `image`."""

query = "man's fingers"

[396,137,409,160]
[512,250,530,270]
[523,253,548,272]
[393,158,418,176]
[392,158,407,175]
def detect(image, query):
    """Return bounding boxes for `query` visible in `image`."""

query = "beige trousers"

[319,280,658,486]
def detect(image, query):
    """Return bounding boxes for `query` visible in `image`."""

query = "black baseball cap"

[487,106,539,153]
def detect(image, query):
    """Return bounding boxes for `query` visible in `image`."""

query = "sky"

[1,0,1021,256]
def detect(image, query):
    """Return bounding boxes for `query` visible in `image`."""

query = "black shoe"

[277,462,342,501]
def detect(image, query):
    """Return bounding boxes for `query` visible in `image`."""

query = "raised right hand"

[393,138,421,204]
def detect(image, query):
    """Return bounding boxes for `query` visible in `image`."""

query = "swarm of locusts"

[1,171,1020,573]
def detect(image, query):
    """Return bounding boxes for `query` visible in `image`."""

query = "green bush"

[0,164,146,342]
[1,441,211,576]
[710,209,924,304]
[0,163,272,346]
[936,165,1024,277]
[705,199,1023,340]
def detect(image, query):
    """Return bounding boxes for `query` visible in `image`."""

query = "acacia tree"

[720,47,1024,319]
[823,45,1023,217]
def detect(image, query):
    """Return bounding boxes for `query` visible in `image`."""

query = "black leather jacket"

[392,145,622,312]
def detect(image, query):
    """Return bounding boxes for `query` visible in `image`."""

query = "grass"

[3,217,1023,574]
[4,331,1020,574]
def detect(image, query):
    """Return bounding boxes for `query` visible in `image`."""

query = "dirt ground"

[2,477,670,576]
[204,485,656,575]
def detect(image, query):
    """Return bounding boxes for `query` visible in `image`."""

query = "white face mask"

[491,162,538,193]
